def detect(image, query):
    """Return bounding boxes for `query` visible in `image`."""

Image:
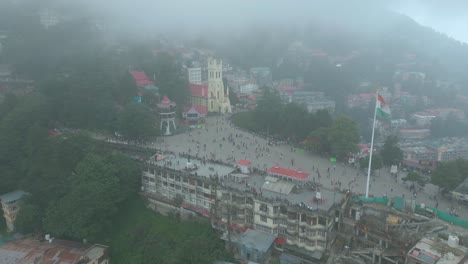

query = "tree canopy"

[328,116,360,159]
[381,136,403,166]
[431,159,468,191]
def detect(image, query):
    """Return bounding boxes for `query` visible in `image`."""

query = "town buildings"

[281,91,336,113]
[239,83,259,95]
[0,190,28,232]
[412,108,465,127]
[400,137,468,170]
[0,238,109,264]
[141,153,344,263]
[188,67,202,85]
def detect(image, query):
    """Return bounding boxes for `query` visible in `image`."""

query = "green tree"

[359,154,383,171]
[43,153,139,241]
[118,103,158,140]
[15,201,42,233]
[432,159,468,191]
[328,116,359,159]
[381,136,403,166]
[142,52,190,106]
[306,127,331,154]
[402,171,426,188]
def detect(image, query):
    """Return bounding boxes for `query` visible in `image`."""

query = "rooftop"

[183,104,207,115]
[0,238,106,264]
[407,237,468,264]
[238,229,276,253]
[189,83,208,98]
[0,190,29,204]
[268,164,310,180]
[238,159,251,167]
[223,174,343,212]
[130,71,154,87]
[149,155,235,179]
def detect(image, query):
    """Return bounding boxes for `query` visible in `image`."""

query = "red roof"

[48,130,59,136]
[238,159,251,166]
[189,83,208,98]
[183,104,207,115]
[267,164,310,180]
[0,238,90,264]
[130,71,154,87]
[157,96,176,108]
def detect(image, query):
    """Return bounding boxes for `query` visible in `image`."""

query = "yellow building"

[189,58,231,114]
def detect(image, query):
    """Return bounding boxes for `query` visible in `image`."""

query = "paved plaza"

[155,116,467,221]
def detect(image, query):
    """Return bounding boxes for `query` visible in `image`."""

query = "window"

[259,204,268,213]
[317,241,326,248]
[318,216,327,226]
[260,216,267,222]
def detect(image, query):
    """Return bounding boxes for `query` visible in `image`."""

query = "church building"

[189,58,231,114]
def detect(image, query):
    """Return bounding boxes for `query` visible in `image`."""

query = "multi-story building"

[141,154,344,263]
[239,83,259,95]
[188,67,202,85]
[401,138,468,170]
[412,108,465,127]
[0,190,28,232]
[347,93,373,109]
[282,91,336,113]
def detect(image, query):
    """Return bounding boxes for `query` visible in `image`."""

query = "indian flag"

[376,94,390,118]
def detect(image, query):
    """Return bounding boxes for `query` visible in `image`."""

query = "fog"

[63,0,467,43]
[388,0,468,43]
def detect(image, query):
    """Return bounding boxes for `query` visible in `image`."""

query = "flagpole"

[365,89,379,198]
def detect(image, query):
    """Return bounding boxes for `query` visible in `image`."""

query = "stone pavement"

[155,116,467,221]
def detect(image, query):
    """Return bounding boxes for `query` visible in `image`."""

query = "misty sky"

[388,0,468,43]
[74,0,468,43]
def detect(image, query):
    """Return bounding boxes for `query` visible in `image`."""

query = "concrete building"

[401,138,468,171]
[222,229,276,263]
[239,83,259,95]
[283,91,336,113]
[188,67,202,85]
[141,154,344,263]
[412,108,465,127]
[305,99,336,113]
[336,200,447,264]
[0,238,109,264]
[406,237,468,264]
[347,93,374,109]
[399,129,431,140]
[0,190,28,232]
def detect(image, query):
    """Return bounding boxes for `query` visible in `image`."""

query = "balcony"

[286,228,297,235]
[287,218,297,224]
